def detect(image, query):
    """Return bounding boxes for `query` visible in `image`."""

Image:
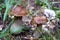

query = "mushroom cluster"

[8,0,56,34]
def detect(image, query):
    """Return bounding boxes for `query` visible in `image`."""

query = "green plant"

[0,18,15,38]
[3,0,13,22]
[56,12,60,19]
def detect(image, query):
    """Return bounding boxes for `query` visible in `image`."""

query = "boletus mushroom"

[10,5,27,17]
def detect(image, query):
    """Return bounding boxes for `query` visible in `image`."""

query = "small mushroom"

[10,5,27,17]
[31,16,48,24]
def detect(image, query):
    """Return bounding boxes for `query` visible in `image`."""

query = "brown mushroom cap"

[31,16,48,24]
[10,5,27,16]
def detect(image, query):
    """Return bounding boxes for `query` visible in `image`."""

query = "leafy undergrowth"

[0,0,60,40]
